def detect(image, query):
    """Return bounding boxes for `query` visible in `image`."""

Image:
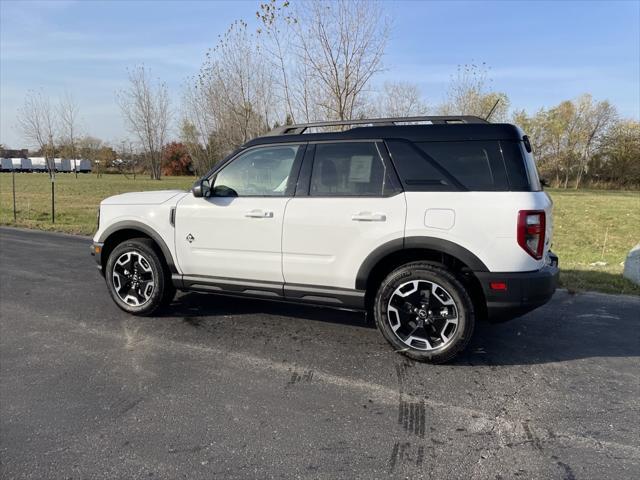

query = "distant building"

[1,148,28,158]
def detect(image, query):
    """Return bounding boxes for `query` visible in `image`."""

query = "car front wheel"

[374,262,475,363]
[105,238,170,316]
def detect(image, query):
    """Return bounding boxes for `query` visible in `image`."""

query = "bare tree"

[185,0,392,145]
[117,66,170,180]
[375,81,428,118]
[181,81,216,170]
[438,63,509,121]
[59,92,80,177]
[293,53,324,123]
[182,20,274,163]
[573,95,617,189]
[292,0,390,121]
[17,90,57,221]
[204,21,273,144]
[17,89,57,171]
[257,0,298,123]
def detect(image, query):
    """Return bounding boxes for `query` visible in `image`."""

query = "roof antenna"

[485,98,500,122]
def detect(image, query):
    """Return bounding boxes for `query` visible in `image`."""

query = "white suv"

[92,116,558,363]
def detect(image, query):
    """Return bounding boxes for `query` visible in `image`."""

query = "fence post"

[46,154,56,224]
[51,178,55,224]
[12,168,16,222]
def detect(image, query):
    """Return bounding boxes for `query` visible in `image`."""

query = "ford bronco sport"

[91,116,558,363]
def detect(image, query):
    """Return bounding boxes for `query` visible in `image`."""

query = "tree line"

[15,0,639,188]
[514,96,639,188]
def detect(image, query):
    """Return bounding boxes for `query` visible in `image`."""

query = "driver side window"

[212,145,300,197]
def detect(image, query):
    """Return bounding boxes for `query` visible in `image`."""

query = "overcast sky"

[1,0,638,148]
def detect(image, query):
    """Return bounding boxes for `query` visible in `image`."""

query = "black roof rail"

[266,115,489,136]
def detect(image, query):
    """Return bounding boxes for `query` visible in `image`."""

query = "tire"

[374,262,474,364]
[105,238,169,316]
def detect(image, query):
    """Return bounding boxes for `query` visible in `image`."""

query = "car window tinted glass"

[500,141,530,191]
[503,141,538,191]
[213,145,299,197]
[385,140,456,191]
[416,141,510,191]
[310,143,386,196]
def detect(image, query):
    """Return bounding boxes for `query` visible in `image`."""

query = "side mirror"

[540,178,550,188]
[192,178,211,198]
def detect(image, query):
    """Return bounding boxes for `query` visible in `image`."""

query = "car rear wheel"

[374,262,474,363]
[105,238,171,316]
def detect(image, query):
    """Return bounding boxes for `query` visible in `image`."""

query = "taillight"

[517,210,545,260]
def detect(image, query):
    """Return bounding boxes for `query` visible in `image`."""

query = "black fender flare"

[355,236,488,290]
[98,220,179,273]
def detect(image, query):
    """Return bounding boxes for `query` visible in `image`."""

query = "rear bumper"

[476,252,559,322]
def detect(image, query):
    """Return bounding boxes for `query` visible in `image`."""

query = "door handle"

[245,209,274,218]
[351,212,386,222]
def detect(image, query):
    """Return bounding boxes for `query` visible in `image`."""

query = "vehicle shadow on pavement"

[454,293,640,366]
[160,291,372,329]
[161,291,639,366]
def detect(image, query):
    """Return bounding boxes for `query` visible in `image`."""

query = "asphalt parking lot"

[1,227,639,479]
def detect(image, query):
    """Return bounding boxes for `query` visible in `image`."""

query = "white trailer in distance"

[1,158,13,171]
[29,157,47,172]
[11,158,32,172]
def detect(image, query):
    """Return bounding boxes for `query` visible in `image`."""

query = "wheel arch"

[98,221,178,275]
[357,236,488,319]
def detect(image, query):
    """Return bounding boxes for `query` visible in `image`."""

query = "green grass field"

[1,172,638,295]
[549,189,639,295]
[0,173,196,235]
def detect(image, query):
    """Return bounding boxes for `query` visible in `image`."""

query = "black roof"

[244,123,524,148]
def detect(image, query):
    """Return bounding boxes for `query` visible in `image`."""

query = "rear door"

[282,141,406,292]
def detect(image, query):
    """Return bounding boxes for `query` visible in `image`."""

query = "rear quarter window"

[521,147,542,191]
[498,141,532,191]
[386,139,532,192]
[417,141,510,191]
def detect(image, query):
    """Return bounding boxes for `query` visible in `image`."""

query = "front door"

[175,143,305,283]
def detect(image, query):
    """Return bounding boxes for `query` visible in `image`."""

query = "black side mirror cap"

[540,178,550,188]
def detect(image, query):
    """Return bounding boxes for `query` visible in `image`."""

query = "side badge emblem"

[186,233,195,243]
